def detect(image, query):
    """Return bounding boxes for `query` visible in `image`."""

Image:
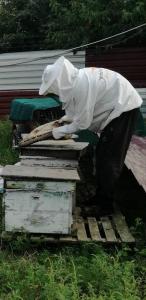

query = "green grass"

[0,245,145,300]
[0,120,18,165]
[0,120,146,300]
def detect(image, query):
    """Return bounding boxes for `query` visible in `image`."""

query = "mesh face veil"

[39,56,79,103]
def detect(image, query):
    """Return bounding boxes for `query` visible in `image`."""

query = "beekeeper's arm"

[58,115,73,124]
[52,76,96,139]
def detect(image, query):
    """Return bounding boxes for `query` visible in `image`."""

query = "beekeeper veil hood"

[39,56,79,103]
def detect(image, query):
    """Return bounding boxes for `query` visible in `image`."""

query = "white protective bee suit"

[39,56,142,139]
[39,56,142,212]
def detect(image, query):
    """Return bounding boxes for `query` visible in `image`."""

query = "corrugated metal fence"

[0,50,85,117]
[0,48,146,119]
[0,50,85,90]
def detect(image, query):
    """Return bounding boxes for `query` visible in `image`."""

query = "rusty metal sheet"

[125,136,146,192]
[86,47,146,88]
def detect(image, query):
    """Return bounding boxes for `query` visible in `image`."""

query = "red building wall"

[0,90,39,119]
[86,47,146,88]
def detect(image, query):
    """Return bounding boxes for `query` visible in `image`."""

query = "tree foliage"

[0,0,146,53]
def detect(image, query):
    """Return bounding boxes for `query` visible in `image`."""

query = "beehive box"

[2,165,80,234]
[20,156,78,169]
[20,139,89,159]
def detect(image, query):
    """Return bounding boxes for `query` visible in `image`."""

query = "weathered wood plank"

[125,136,146,192]
[31,139,75,145]
[20,155,51,159]
[59,236,77,242]
[87,217,104,241]
[5,180,76,192]
[76,217,89,241]
[21,144,88,151]
[20,157,78,169]
[21,136,75,143]
[113,213,135,243]
[28,140,89,151]
[100,217,117,243]
[2,165,80,181]
[20,148,78,159]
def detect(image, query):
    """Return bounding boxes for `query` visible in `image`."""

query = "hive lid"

[21,135,89,151]
[2,165,80,181]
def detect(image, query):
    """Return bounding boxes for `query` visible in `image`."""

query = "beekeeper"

[39,56,142,213]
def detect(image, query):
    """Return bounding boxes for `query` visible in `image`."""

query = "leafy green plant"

[0,0,146,52]
[0,246,142,300]
[0,120,19,165]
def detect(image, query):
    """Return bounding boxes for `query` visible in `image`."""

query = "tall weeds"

[0,120,18,165]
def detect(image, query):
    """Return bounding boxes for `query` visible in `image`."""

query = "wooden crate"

[2,165,80,235]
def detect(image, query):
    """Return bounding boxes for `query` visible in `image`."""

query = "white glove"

[52,127,66,139]
[52,127,78,140]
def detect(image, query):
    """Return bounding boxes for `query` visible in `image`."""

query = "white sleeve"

[72,74,95,130]
[72,70,106,130]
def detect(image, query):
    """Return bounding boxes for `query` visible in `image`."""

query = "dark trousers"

[96,108,139,203]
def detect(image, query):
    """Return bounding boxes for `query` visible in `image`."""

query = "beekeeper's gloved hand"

[52,126,78,140]
[58,115,73,124]
[52,127,66,139]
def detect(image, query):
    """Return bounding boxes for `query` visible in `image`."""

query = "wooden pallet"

[1,209,135,244]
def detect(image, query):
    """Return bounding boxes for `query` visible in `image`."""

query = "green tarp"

[134,111,146,136]
[10,97,61,122]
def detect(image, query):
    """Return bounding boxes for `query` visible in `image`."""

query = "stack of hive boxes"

[2,139,88,235]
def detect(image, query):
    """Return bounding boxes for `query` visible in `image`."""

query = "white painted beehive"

[2,165,80,235]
